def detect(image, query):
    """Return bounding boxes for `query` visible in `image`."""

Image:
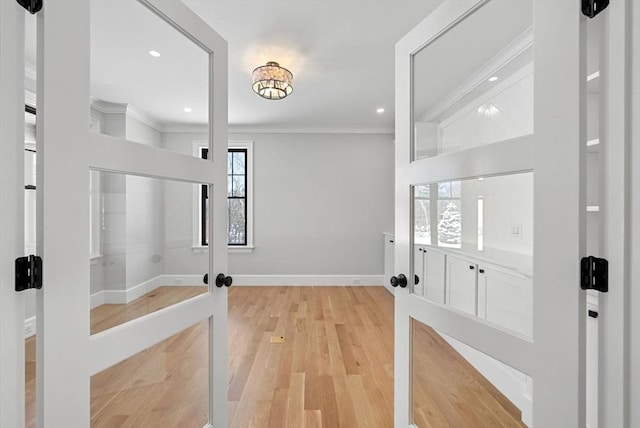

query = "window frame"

[193,140,254,253]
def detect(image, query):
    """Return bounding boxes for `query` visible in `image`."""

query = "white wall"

[91,109,165,295]
[162,131,395,279]
[123,115,164,288]
[461,173,533,256]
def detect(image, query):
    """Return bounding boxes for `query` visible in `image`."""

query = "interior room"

[2,0,639,427]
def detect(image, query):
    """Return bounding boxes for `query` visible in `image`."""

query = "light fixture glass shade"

[252,61,293,100]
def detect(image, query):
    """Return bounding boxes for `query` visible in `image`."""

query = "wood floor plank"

[25,285,527,427]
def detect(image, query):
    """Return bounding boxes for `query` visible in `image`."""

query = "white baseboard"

[97,274,206,305]
[24,316,36,338]
[90,291,105,309]
[231,275,384,286]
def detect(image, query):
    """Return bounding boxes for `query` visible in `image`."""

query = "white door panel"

[395,0,586,426]
[0,2,26,426]
[36,0,228,425]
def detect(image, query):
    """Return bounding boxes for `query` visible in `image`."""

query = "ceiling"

[26,0,445,132]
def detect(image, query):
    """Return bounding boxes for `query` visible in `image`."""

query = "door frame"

[630,2,640,425]
[0,2,26,427]
[394,0,587,426]
[35,0,228,426]
[598,0,633,426]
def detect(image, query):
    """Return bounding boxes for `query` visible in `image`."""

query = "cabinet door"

[478,266,532,336]
[446,255,477,315]
[413,246,425,296]
[423,249,446,304]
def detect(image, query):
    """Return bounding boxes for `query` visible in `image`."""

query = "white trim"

[437,63,533,129]
[90,291,105,309]
[126,105,163,132]
[228,127,395,135]
[229,140,254,249]
[599,1,632,425]
[417,27,533,123]
[129,125,396,135]
[630,0,640,424]
[90,99,127,115]
[24,317,36,338]
[193,140,254,250]
[230,275,384,286]
[192,245,255,254]
[97,274,206,305]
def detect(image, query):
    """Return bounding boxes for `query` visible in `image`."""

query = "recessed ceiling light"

[488,76,498,82]
[183,107,192,113]
[376,108,385,113]
[149,50,161,57]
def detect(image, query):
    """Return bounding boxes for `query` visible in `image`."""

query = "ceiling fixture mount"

[252,61,293,100]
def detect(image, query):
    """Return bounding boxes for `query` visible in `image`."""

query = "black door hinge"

[582,0,609,18]
[580,256,608,293]
[17,0,42,14]
[15,255,42,292]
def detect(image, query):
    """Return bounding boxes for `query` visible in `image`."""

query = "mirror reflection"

[91,321,209,426]
[90,0,209,154]
[413,173,533,337]
[89,171,209,335]
[412,0,533,160]
[411,318,531,427]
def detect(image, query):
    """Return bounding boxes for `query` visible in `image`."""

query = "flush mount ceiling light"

[252,61,293,100]
[148,50,161,57]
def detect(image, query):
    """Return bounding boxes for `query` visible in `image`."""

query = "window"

[196,141,253,250]
[413,181,462,248]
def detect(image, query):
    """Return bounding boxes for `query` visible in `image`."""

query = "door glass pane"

[89,171,209,335]
[411,318,531,427]
[412,0,533,160]
[91,320,209,426]
[90,0,209,155]
[24,95,37,428]
[412,172,533,337]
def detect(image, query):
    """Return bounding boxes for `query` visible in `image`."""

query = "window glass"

[200,147,248,246]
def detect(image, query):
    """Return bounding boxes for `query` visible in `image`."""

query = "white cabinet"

[413,246,424,296]
[397,240,533,336]
[446,255,477,315]
[477,265,532,336]
[383,233,395,295]
[423,247,446,304]
[414,246,446,304]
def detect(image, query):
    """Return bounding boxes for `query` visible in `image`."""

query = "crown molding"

[228,126,395,135]
[126,106,164,131]
[90,99,128,115]
[417,26,533,123]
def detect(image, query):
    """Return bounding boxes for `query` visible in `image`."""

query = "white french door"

[34,0,229,426]
[0,2,27,427]
[394,0,587,427]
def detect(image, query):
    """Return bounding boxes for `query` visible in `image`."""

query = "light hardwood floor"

[25,285,525,427]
